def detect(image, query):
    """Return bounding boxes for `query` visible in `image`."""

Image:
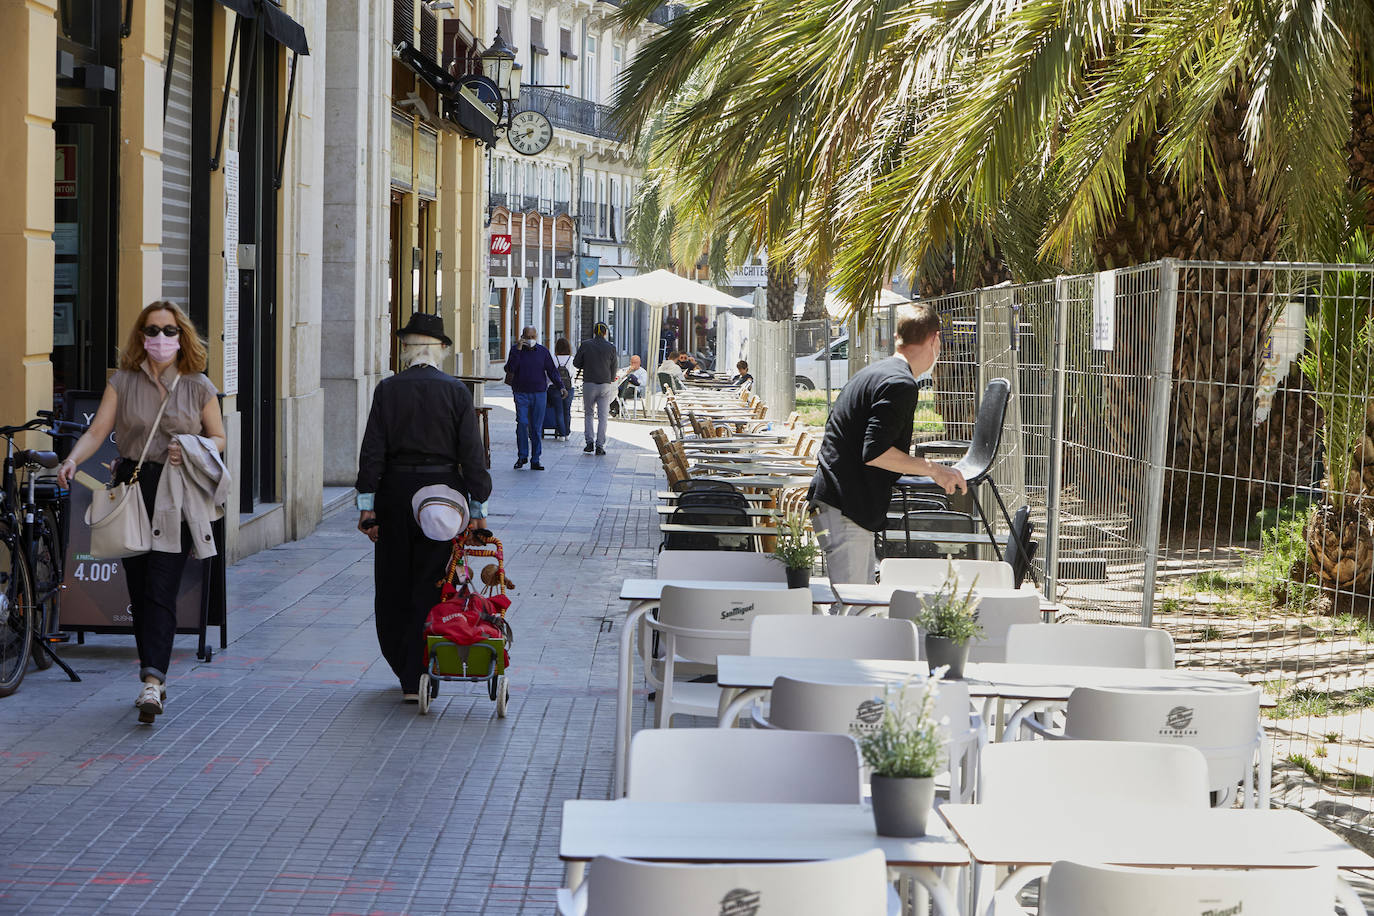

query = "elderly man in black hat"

[354,313,492,703]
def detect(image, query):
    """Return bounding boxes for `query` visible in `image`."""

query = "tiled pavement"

[0,399,663,915]
[5,400,1374,914]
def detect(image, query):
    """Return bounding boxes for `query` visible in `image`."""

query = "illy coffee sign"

[489,234,512,256]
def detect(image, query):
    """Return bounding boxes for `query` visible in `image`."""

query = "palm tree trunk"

[801,264,829,321]
[1352,85,1374,234]
[765,262,797,322]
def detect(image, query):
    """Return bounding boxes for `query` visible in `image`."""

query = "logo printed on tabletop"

[719,888,761,916]
[1159,705,1198,736]
[720,603,754,620]
[490,234,512,256]
[1201,904,1242,916]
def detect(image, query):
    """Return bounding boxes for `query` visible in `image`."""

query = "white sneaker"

[133,683,167,707]
[136,683,164,723]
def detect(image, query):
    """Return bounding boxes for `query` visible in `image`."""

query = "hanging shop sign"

[390,110,413,191]
[416,126,438,199]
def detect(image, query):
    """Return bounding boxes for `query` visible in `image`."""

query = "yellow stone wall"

[0,0,57,432]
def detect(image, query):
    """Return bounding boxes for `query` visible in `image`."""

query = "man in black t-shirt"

[807,303,966,585]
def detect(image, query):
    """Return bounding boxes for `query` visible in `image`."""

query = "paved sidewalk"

[0,399,663,915]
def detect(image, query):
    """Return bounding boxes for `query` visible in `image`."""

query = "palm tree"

[617,0,1374,517]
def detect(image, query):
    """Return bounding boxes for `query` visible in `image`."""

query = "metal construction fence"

[864,259,1374,836]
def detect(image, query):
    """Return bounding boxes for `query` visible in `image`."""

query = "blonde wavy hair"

[117,300,209,375]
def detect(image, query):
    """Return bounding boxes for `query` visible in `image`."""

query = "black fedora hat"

[396,312,452,347]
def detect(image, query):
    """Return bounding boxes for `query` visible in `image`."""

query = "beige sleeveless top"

[108,363,218,462]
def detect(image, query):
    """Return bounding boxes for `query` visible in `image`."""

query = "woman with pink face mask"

[57,300,226,723]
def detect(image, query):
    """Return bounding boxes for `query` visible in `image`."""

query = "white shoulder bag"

[86,375,180,559]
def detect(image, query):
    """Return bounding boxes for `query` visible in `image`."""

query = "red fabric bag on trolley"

[424,532,513,665]
[425,582,510,647]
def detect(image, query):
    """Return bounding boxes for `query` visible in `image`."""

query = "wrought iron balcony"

[522,87,624,143]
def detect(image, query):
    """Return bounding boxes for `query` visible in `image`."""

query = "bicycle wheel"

[0,527,34,697]
[28,513,60,671]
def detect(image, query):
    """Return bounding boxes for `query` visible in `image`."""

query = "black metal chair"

[1004,505,1039,588]
[662,505,754,552]
[895,377,1037,583]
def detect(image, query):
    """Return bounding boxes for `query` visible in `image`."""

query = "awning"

[214,0,256,17]
[444,95,497,146]
[260,2,310,55]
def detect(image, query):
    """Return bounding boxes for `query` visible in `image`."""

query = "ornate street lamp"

[479,29,523,127]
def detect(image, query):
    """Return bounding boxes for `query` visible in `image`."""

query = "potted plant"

[853,676,944,837]
[913,565,984,679]
[773,509,819,589]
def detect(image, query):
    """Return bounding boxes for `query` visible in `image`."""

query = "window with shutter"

[497,6,512,39]
[420,6,437,60]
[530,18,547,53]
[393,0,414,47]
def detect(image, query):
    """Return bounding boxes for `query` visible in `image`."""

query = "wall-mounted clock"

[509,109,554,156]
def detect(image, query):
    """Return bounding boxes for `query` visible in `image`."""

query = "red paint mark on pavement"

[75,754,159,770]
[0,751,46,768]
[91,872,153,886]
[269,874,397,896]
[319,679,357,685]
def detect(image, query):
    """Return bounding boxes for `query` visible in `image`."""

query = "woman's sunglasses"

[142,325,181,338]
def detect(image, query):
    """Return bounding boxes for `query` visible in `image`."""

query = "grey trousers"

[813,501,877,586]
[582,381,616,448]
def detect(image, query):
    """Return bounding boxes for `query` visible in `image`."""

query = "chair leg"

[967,485,1006,563]
[985,480,1041,587]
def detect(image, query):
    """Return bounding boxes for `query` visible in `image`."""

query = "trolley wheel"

[487,673,498,701]
[495,675,509,718]
[418,674,431,715]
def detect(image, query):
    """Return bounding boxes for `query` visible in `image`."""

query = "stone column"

[0,0,57,426]
[120,0,164,329]
[321,0,387,486]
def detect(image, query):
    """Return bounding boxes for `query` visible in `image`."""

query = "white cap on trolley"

[411,485,470,541]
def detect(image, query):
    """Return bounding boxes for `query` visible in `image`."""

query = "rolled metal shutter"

[161,0,194,308]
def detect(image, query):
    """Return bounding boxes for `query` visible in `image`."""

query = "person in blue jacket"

[505,326,565,470]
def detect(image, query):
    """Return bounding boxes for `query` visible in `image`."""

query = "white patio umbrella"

[567,269,747,365]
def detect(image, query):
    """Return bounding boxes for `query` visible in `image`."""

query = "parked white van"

[795,336,849,391]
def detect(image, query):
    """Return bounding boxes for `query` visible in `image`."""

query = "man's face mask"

[521,336,535,348]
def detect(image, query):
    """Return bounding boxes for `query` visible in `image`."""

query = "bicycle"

[0,414,85,696]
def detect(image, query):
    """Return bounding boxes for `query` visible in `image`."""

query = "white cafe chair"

[627,728,862,803]
[760,676,983,803]
[976,741,1212,915]
[749,614,919,661]
[654,549,787,582]
[1004,622,1175,669]
[889,588,1040,663]
[1009,685,1270,808]
[988,860,1350,916]
[879,557,1015,590]
[644,585,813,727]
[559,850,894,916]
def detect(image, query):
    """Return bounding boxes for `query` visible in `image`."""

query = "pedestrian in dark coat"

[355,313,493,702]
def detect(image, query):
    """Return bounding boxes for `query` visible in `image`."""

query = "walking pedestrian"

[551,338,574,439]
[808,303,966,587]
[504,327,564,470]
[354,313,492,702]
[56,300,227,724]
[573,322,617,455]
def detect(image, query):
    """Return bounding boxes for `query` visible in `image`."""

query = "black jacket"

[354,365,492,502]
[808,356,921,531]
[573,336,618,384]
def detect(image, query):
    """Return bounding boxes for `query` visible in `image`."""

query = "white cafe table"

[612,578,836,799]
[561,800,968,915]
[939,802,1374,915]
[714,657,1258,730]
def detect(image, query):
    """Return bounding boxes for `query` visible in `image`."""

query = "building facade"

[3,0,325,562]
[320,0,492,489]
[483,0,667,368]
[3,0,493,563]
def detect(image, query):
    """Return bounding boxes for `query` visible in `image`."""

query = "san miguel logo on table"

[489,234,512,256]
[719,888,761,916]
[1159,705,1198,736]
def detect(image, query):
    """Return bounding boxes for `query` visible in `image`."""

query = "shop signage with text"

[490,235,512,256]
